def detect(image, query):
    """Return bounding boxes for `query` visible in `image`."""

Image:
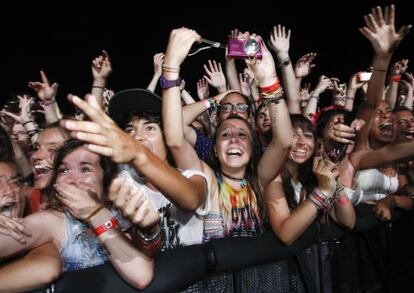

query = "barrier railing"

[31,204,414,293]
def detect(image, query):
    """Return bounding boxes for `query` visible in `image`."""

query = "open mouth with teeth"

[291,149,308,158]
[0,201,17,217]
[226,149,243,157]
[33,162,52,177]
[378,122,393,135]
[401,129,414,140]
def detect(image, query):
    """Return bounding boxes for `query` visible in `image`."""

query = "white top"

[355,168,399,202]
[117,168,211,251]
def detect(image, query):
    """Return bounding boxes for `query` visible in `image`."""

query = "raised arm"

[402,73,414,110]
[203,60,227,94]
[303,75,332,119]
[248,39,292,188]
[147,53,164,92]
[162,28,206,169]
[28,70,62,124]
[91,50,112,109]
[355,5,411,148]
[268,25,301,114]
[385,59,409,108]
[294,52,317,89]
[1,95,40,145]
[346,71,369,111]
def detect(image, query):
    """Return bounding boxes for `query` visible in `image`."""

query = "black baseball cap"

[108,88,162,126]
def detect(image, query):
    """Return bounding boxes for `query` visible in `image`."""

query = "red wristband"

[94,217,119,236]
[259,79,281,94]
[335,195,350,206]
[389,75,401,83]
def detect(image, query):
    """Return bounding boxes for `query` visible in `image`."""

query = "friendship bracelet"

[260,87,284,100]
[262,96,284,106]
[27,129,40,136]
[310,94,320,102]
[22,120,35,127]
[335,195,350,206]
[135,226,162,243]
[162,64,180,71]
[40,99,57,107]
[162,67,180,73]
[84,204,105,223]
[259,79,281,94]
[277,57,291,68]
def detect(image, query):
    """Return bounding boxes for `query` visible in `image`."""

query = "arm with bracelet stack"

[268,24,301,114]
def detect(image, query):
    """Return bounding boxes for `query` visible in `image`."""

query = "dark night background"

[2,0,413,113]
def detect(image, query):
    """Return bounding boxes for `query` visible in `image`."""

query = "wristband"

[259,79,281,94]
[335,195,350,206]
[202,99,211,109]
[41,99,57,107]
[22,120,35,127]
[135,226,161,242]
[91,85,105,89]
[94,217,119,236]
[277,57,291,68]
[389,75,401,83]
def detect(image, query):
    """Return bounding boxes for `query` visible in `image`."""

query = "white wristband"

[202,99,211,109]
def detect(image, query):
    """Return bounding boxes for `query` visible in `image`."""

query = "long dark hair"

[282,114,317,210]
[44,139,116,211]
[207,115,266,220]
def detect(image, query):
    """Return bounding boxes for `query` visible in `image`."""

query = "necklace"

[221,171,247,188]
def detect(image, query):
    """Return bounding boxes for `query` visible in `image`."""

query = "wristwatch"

[160,76,182,89]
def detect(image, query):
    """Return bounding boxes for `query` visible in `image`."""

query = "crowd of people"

[1,4,413,292]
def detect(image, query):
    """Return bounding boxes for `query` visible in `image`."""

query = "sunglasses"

[220,103,249,113]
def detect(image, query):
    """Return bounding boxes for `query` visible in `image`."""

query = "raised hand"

[268,24,291,56]
[153,53,165,77]
[359,5,412,56]
[109,175,159,231]
[300,83,312,103]
[203,60,227,93]
[239,71,253,97]
[313,76,333,97]
[246,35,277,86]
[294,53,317,79]
[60,94,142,164]
[28,70,59,102]
[164,28,201,68]
[92,50,112,81]
[390,59,409,76]
[1,95,35,124]
[197,78,209,100]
